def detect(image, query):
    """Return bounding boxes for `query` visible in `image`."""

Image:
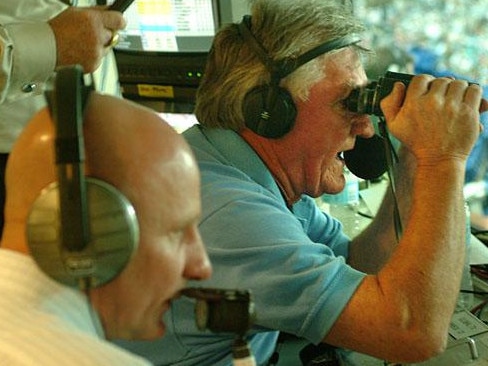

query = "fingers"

[460,82,488,114]
[427,77,452,96]
[382,74,483,161]
[102,9,127,31]
[50,6,127,71]
[104,29,120,48]
[77,7,126,49]
[480,98,488,114]
[386,74,484,115]
[379,81,407,121]
[404,74,435,97]
[101,10,126,48]
[408,76,484,118]
[417,76,482,103]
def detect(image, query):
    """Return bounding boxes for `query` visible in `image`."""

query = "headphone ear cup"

[27,177,139,288]
[243,85,297,138]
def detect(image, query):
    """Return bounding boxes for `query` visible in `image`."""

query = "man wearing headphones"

[119,0,487,365]
[0,74,212,363]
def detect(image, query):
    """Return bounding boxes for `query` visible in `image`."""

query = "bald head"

[2,93,199,252]
[2,91,211,339]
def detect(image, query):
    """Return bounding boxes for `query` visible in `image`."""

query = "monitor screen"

[112,0,250,104]
[115,0,219,53]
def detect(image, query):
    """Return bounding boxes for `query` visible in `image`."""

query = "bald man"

[0,92,212,364]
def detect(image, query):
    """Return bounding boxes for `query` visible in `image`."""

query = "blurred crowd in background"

[354,0,488,85]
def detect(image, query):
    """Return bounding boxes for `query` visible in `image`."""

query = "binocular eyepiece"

[345,71,414,116]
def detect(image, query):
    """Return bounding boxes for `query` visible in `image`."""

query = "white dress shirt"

[0,249,152,365]
[0,0,121,153]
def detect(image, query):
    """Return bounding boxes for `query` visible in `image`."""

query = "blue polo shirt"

[117,126,366,366]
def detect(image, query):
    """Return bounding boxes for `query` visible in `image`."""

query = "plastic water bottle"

[458,202,474,310]
[344,168,360,208]
[321,168,361,237]
[321,168,359,206]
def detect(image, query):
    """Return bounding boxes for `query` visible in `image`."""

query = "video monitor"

[112,0,250,104]
[115,0,218,53]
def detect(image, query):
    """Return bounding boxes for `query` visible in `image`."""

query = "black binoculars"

[345,71,414,116]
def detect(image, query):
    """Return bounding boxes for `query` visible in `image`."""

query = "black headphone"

[238,15,361,138]
[26,65,139,289]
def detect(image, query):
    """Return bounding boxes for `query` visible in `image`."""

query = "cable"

[232,336,256,366]
[377,119,402,242]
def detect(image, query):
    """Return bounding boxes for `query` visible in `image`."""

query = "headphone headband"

[50,66,94,252]
[275,34,362,79]
[238,15,362,81]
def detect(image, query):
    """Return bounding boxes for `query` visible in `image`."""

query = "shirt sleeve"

[0,22,57,104]
[292,194,352,258]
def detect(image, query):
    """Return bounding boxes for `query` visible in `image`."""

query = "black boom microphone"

[343,134,388,180]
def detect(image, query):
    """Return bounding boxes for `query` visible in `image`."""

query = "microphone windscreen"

[344,135,388,180]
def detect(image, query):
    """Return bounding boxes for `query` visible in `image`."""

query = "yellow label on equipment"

[137,84,174,98]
